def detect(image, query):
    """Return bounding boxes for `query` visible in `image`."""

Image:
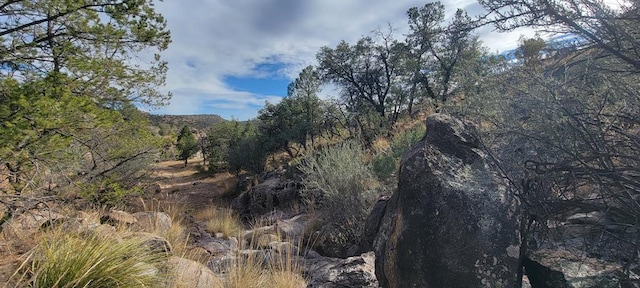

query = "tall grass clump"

[224,233,306,288]
[299,140,379,254]
[195,207,244,239]
[13,230,166,287]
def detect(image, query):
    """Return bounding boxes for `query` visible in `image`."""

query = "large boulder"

[374,114,521,287]
[358,196,390,254]
[231,177,302,220]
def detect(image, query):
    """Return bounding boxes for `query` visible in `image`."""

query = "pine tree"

[176,126,197,167]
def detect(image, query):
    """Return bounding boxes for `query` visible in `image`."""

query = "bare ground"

[143,158,240,212]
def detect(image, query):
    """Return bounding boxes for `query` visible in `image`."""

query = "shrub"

[15,230,166,287]
[227,135,267,175]
[390,124,425,159]
[298,141,379,254]
[79,179,142,206]
[372,152,397,181]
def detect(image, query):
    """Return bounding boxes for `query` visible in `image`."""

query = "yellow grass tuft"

[11,229,167,287]
[195,206,244,239]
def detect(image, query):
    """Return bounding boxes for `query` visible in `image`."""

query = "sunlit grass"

[224,235,307,288]
[12,229,167,287]
[195,207,244,239]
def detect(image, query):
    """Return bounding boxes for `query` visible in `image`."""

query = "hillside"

[147,114,226,133]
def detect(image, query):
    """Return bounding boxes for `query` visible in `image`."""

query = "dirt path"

[145,158,239,212]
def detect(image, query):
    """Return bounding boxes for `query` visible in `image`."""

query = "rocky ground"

[0,158,377,287]
[3,114,639,288]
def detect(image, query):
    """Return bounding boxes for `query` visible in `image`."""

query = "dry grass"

[224,235,307,288]
[136,198,190,257]
[268,270,307,288]
[194,206,245,239]
[9,229,167,288]
[186,211,308,288]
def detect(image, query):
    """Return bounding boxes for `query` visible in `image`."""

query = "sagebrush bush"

[299,141,379,252]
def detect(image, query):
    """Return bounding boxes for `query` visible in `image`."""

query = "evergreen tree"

[0,0,170,196]
[176,126,197,167]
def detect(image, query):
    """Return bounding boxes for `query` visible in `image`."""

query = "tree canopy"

[0,0,171,107]
[176,126,197,167]
[1,0,171,197]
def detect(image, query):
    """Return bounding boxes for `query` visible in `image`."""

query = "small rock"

[90,224,118,240]
[1,209,66,238]
[125,232,172,255]
[268,241,300,255]
[207,255,237,274]
[566,211,608,226]
[101,210,137,226]
[144,183,162,194]
[256,233,281,248]
[201,240,229,256]
[167,256,224,287]
[131,211,172,233]
[275,214,309,240]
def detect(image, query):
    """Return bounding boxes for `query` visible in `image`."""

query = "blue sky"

[150,0,535,120]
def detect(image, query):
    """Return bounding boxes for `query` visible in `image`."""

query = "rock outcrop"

[305,251,378,288]
[358,196,390,254]
[231,175,302,220]
[524,209,640,287]
[524,249,637,287]
[374,114,520,287]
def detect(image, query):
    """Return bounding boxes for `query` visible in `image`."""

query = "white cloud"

[152,0,534,120]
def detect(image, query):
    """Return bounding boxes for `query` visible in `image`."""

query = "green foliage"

[258,71,326,158]
[299,141,379,250]
[317,36,402,120]
[0,0,171,107]
[315,2,481,137]
[204,120,248,172]
[79,178,142,206]
[228,134,267,175]
[20,231,165,288]
[1,78,78,191]
[0,0,170,198]
[390,125,425,159]
[176,126,197,165]
[405,2,480,109]
[1,77,162,193]
[516,36,547,66]
[287,65,324,147]
[372,125,425,181]
[372,152,397,181]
